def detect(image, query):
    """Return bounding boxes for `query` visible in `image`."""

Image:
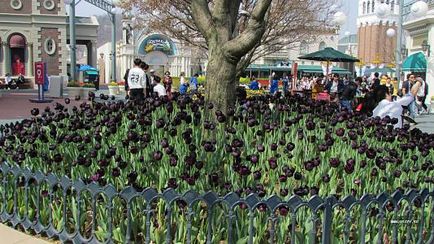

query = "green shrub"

[239,77,250,84]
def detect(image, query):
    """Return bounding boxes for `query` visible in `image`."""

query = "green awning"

[297,65,351,74]
[402,52,426,72]
[245,64,350,74]
[86,71,99,75]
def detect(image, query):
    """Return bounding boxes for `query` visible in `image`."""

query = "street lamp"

[65,0,121,83]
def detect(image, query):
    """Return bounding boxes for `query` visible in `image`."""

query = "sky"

[74,0,359,36]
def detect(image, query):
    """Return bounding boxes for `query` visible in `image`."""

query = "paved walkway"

[0,224,51,243]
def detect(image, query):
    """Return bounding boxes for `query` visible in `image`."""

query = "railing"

[0,161,433,244]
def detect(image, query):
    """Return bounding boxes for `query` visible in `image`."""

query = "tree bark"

[205,47,238,113]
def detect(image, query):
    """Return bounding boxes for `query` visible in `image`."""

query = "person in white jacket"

[372,79,422,128]
[127,58,146,100]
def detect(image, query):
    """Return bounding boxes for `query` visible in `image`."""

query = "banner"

[35,62,45,85]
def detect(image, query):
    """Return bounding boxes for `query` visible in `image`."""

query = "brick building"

[357,0,399,68]
[0,0,98,86]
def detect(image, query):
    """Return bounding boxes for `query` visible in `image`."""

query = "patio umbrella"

[299,47,360,78]
[298,47,360,63]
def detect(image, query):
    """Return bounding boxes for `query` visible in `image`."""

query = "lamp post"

[64,0,77,82]
[64,0,121,83]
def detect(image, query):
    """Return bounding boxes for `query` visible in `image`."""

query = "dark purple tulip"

[257,144,265,152]
[112,167,121,177]
[336,128,345,137]
[294,172,302,180]
[371,167,378,177]
[322,174,330,183]
[279,174,287,182]
[306,121,315,130]
[168,178,178,189]
[344,162,354,174]
[53,153,63,163]
[165,146,174,155]
[209,173,219,185]
[253,170,262,180]
[31,108,39,116]
[280,188,288,197]
[64,98,70,104]
[153,151,163,161]
[329,158,340,168]
[239,166,251,176]
[270,143,278,151]
[250,154,259,164]
[268,157,278,169]
[279,206,289,216]
[286,143,295,151]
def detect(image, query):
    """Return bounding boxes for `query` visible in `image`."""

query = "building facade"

[357,0,399,68]
[403,0,434,103]
[113,16,204,81]
[0,0,98,86]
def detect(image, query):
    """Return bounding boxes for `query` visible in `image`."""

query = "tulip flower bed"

[0,92,434,243]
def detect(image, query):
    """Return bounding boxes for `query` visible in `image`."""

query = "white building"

[403,0,434,103]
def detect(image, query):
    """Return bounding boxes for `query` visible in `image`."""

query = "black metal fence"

[0,161,433,244]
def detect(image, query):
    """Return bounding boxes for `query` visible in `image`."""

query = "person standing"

[140,62,152,97]
[149,69,156,86]
[385,77,394,100]
[340,78,358,112]
[392,77,399,101]
[416,77,428,113]
[282,73,289,94]
[248,76,260,90]
[153,76,167,97]
[402,74,417,118]
[269,72,278,95]
[371,72,381,90]
[180,72,186,86]
[189,73,199,93]
[163,71,173,99]
[325,74,344,103]
[127,58,146,101]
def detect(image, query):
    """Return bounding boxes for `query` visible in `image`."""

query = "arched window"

[391,0,395,11]
[8,33,26,76]
[319,41,326,51]
[300,41,309,55]
[386,0,389,4]
[363,2,366,14]
[372,0,375,13]
[367,1,370,13]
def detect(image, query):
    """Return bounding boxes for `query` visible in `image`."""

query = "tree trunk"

[205,48,238,114]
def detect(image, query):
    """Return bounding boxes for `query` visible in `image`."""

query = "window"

[319,41,326,51]
[367,2,370,13]
[300,41,309,55]
[44,38,56,55]
[372,0,375,13]
[391,1,395,11]
[10,0,22,10]
[43,0,55,10]
[363,2,366,14]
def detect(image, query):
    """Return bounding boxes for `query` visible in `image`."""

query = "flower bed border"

[0,161,433,244]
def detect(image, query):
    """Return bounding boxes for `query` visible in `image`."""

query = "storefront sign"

[139,34,176,56]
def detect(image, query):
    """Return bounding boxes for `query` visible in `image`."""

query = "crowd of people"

[246,71,429,128]
[123,58,201,101]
